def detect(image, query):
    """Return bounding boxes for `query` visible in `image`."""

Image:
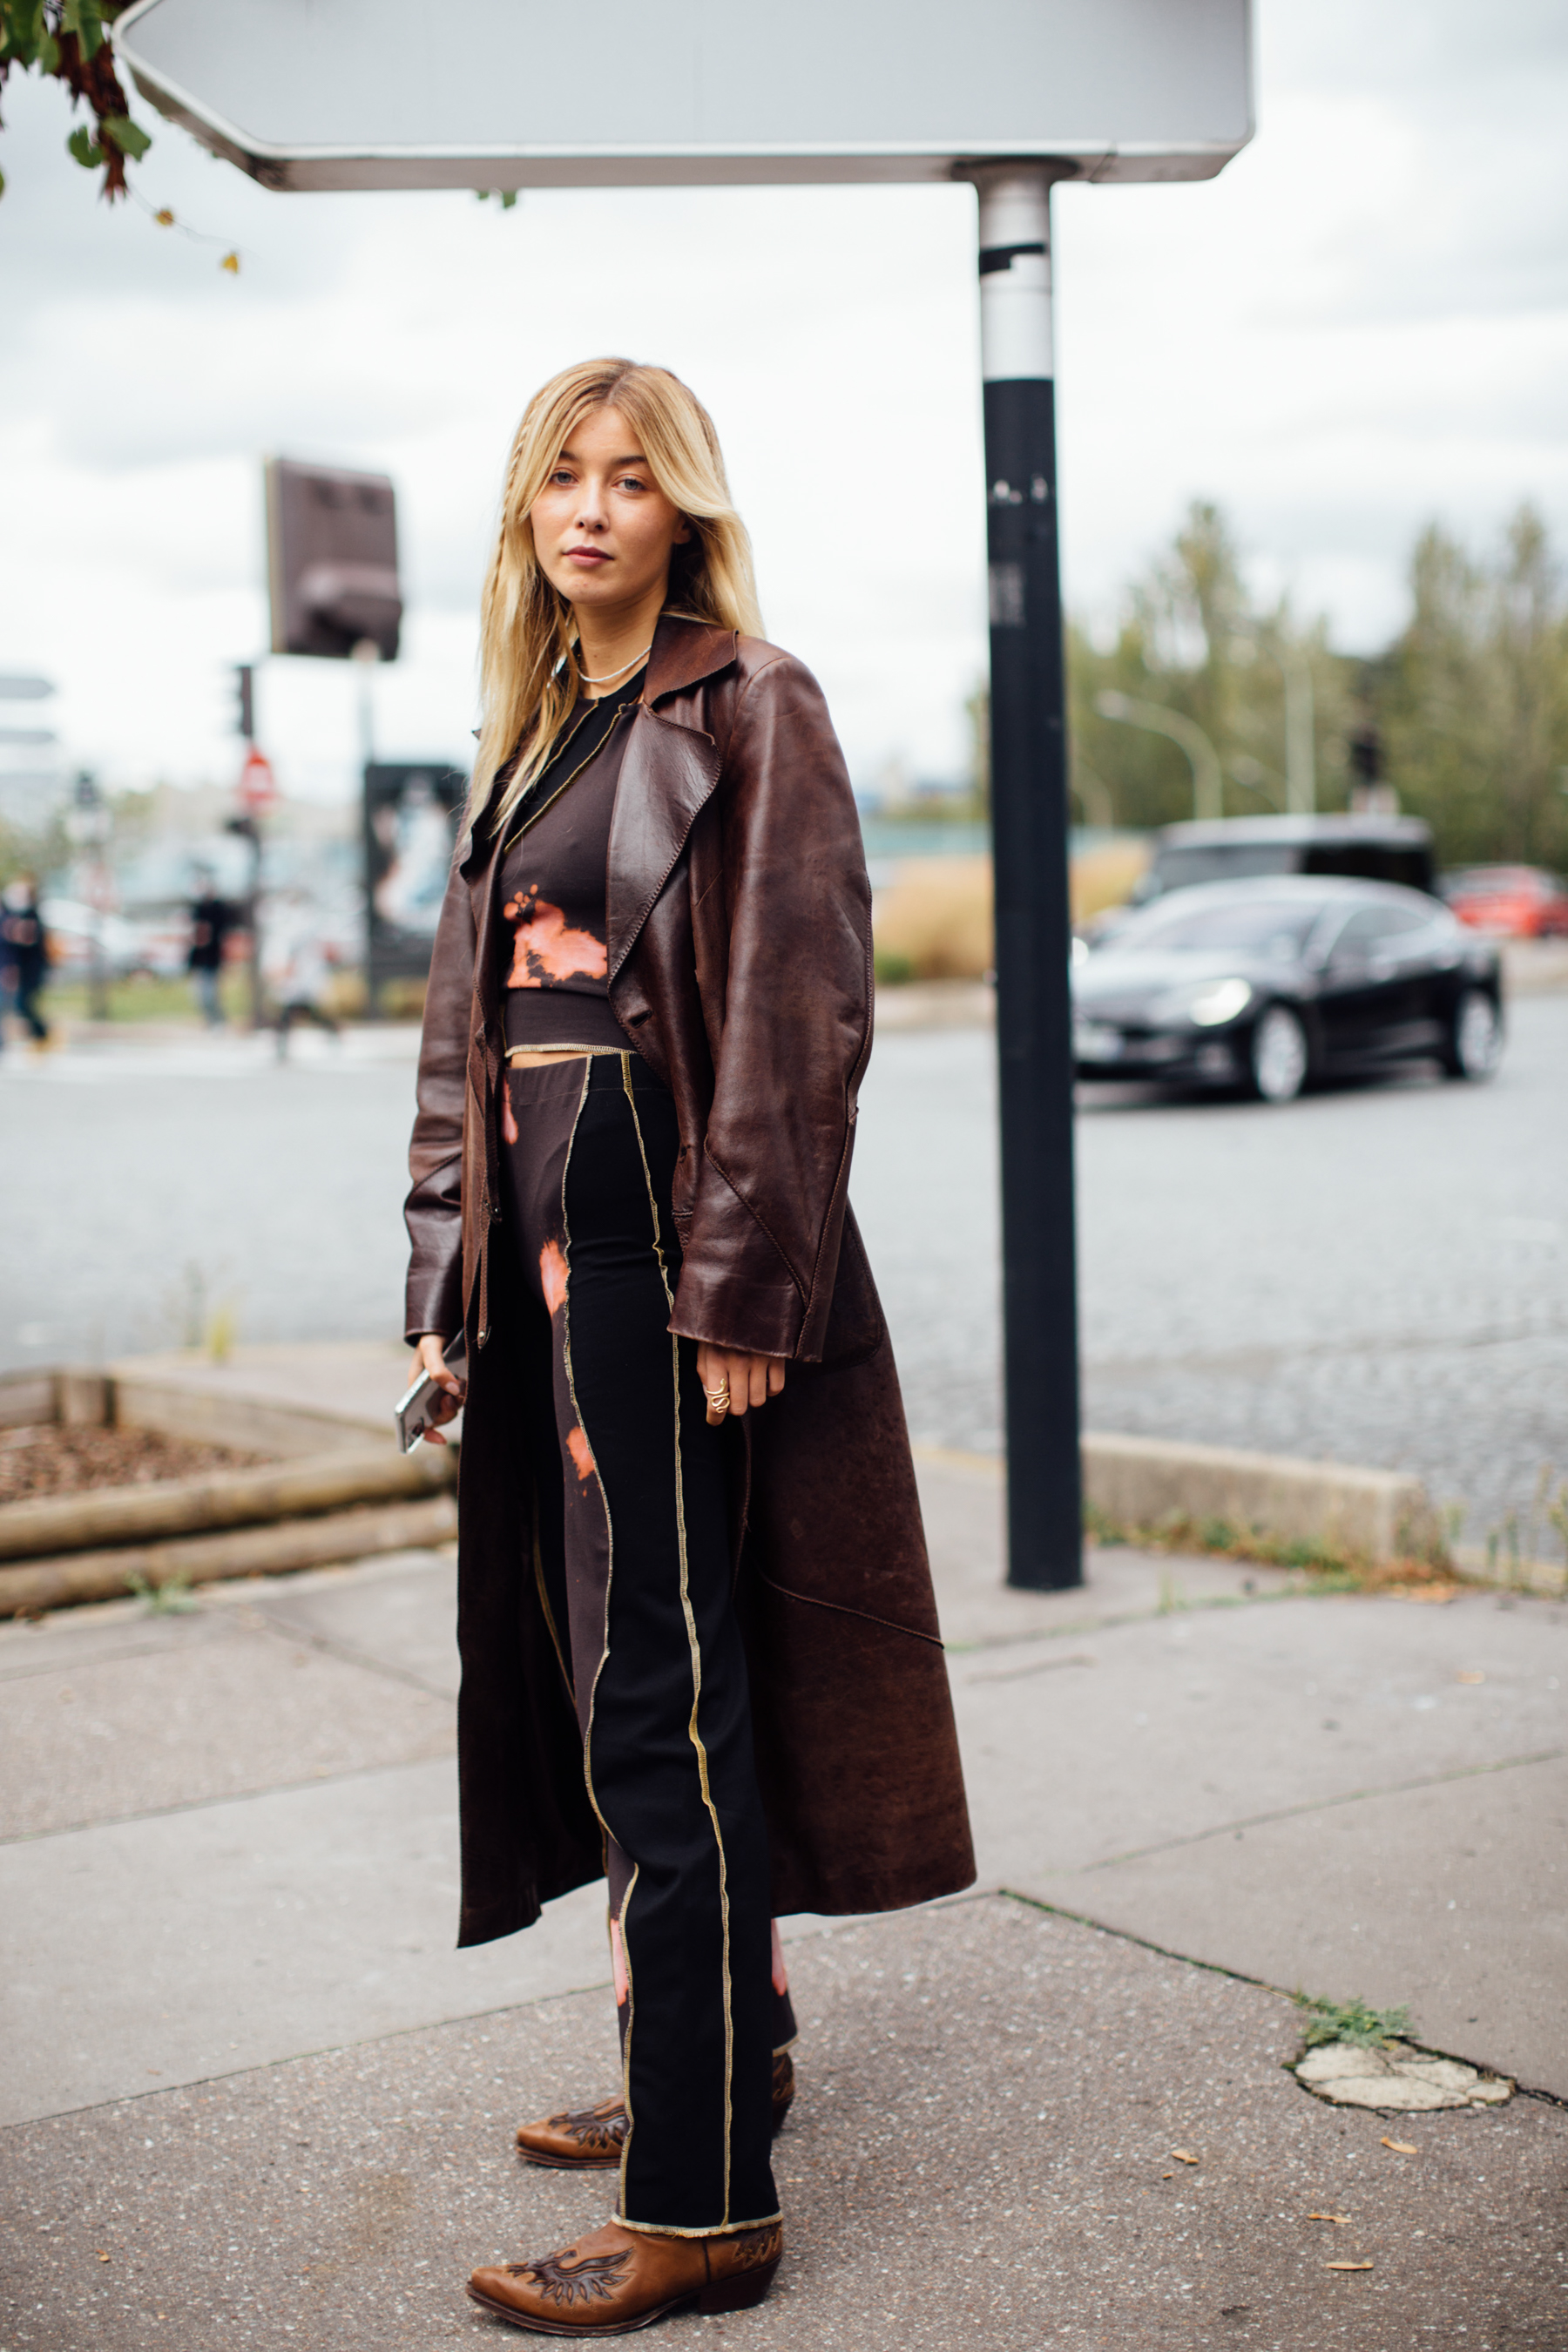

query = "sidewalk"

[2,1423,1564,2343]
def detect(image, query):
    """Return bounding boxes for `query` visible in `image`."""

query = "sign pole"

[972,164,1083,1591]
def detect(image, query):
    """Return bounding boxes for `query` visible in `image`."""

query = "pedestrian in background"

[263,889,341,1059]
[187,873,234,1028]
[0,875,51,1053]
[405,357,974,2335]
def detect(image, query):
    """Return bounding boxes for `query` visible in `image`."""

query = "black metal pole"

[973,166,1083,1590]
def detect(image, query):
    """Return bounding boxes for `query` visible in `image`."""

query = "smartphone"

[395,1333,468,1453]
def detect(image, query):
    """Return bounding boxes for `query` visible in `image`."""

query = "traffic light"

[265,458,402,661]
[1348,725,1383,787]
[233,663,254,741]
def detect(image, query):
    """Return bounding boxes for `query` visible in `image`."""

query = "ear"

[672,514,693,545]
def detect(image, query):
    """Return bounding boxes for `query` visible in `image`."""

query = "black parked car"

[1072,876,1504,1101]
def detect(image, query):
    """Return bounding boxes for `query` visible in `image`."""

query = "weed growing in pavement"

[1473,1468,1568,1596]
[1085,1501,1377,1585]
[125,1569,197,1615]
[1551,1486,1568,1592]
[1294,1994,1413,2049]
[164,1259,243,1364]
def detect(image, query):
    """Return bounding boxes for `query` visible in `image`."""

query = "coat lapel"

[606,707,720,984]
[605,616,736,984]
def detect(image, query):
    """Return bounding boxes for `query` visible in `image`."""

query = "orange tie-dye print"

[539,1240,568,1317]
[500,1070,519,1146]
[566,1424,595,1484]
[504,885,607,988]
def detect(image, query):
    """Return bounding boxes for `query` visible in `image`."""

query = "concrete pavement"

[4,1897,1565,2351]
[2,1450,1565,2343]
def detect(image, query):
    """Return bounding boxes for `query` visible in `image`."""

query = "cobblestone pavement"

[3,997,1564,1543]
[857,996,1568,1550]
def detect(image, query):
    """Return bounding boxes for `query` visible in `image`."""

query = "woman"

[404,357,973,2335]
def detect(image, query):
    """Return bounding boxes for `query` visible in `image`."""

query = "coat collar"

[463,611,736,997]
[642,612,738,706]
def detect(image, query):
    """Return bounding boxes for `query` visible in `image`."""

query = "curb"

[1082,1431,1443,1567]
[916,1435,1446,1571]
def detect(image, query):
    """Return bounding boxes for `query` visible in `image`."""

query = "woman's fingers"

[422,1386,461,1446]
[697,1343,728,1425]
[411,1334,467,1444]
[693,1348,786,1418]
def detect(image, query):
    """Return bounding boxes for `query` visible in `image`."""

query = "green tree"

[1382,505,1568,868]
[0,1,149,199]
[1067,500,1351,830]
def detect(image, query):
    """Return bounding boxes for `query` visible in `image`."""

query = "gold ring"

[705,1382,731,1410]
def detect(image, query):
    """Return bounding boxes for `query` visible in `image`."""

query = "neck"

[572,578,668,699]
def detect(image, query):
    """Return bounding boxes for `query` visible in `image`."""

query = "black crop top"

[497,670,645,1053]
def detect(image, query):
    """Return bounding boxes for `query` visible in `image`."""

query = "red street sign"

[239,747,277,809]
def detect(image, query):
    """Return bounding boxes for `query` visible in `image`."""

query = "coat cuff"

[403,1295,463,1349]
[403,1240,464,1348]
[668,1258,804,1361]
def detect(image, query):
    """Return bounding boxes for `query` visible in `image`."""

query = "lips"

[565,544,608,564]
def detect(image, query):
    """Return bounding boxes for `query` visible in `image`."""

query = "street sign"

[265,458,402,661]
[114,0,1251,190]
[238,747,277,810]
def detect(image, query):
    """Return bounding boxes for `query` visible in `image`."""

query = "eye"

[614,473,647,493]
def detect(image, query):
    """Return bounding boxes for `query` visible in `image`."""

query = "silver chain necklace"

[578,642,652,686]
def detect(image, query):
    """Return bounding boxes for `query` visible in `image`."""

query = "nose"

[574,477,608,531]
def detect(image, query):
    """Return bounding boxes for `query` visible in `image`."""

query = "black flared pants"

[499,1051,780,2236]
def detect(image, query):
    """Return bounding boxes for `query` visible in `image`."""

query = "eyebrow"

[556,447,650,470]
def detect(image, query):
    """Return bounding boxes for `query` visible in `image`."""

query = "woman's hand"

[695,1344,786,1427]
[413,1333,467,1446]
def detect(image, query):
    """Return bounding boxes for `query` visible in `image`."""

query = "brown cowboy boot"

[516,2051,794,2170]
[467,2217,782,2335]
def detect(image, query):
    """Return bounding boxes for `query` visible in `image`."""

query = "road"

[3,997,1565,1547]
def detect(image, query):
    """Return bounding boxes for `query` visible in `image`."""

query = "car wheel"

[1248,1004,1308,1103]
[1443,987,1503,1080]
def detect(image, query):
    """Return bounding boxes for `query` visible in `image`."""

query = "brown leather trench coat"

[405,613,975,1947]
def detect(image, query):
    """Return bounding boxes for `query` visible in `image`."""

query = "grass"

[873,949,916,985]
[1081,1497,1457,1593]
[38,972,251,1026]
[125,1569,198,1615]
[1295,1994,1413,2050]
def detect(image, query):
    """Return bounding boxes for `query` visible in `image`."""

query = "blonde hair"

[469,358,763,835]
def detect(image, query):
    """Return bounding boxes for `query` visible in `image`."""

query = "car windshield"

[1115,900,1325,957]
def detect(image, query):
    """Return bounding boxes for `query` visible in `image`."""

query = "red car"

[1442,865,1568,938]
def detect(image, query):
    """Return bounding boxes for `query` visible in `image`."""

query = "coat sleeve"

[669,652,873,1363]
[403,845,476,1345]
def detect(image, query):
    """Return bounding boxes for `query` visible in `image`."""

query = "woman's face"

[528,404,690,618]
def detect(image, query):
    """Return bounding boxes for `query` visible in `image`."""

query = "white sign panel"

[115,0,1251,192]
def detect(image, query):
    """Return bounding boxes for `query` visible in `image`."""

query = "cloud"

[2,0,1567,801]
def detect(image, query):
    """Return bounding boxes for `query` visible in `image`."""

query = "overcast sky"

[3,0,1567,805]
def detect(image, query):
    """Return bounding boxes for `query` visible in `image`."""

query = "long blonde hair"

[469,358,763,835]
